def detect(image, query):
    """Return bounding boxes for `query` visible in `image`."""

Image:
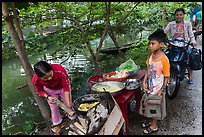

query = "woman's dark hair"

[148,29,167,44]
[34,61,52,77]
[174,8,185,15]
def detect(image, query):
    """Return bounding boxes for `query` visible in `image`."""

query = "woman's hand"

[47,96,55,104]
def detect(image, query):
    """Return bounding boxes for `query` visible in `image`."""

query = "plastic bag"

[119,59,139,71]
[117,59,140,75]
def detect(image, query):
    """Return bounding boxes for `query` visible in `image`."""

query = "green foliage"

[125,39,151,69]
[2,2,200,64]
[125,48,151,70]
[3,2,200,55]
[70,72,92,100]
[97,38,150,72]
[3,1,199,63]
[23,31,48,55]
[98,45,151,74]
[22,120,33,134]
[133,39,149,51]
[98,54,125,73]
[3,2,201,66]
[2,47,16,62]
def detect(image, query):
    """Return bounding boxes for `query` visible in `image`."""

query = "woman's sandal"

[52,121,67,135]
[141,122,151,128]
[143,126,158,134]
[52,125,62,135]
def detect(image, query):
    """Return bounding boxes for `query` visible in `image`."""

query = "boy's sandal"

[142,122,151,128]
[143,126,158,134]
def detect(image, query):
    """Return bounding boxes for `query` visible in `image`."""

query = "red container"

[87,74,104,88]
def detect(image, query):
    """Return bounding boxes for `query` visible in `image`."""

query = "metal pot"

[91,81,125,96]
[124,78,141,90]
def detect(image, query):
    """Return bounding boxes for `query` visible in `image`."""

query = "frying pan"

[73,93,105,117]
[73,93,115,134]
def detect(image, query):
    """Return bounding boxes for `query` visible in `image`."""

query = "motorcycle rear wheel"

[166,74,180,99]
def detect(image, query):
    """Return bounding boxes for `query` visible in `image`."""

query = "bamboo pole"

[71,120,86,134]
[69,124,85,135]
[52,98,75,116]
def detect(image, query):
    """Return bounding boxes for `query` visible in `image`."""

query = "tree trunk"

[107,2,139,61]
[95,2,111,61]
[68,2,140,74]
[108,30,125,60]
[114,2,140,30]
[11,3,26,50]
[71,16,101,74]
[2,2,50,121]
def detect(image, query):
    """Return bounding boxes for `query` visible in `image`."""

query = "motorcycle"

[164,37,193,99]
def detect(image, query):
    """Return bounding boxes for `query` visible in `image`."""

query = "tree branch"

[114,2,140,29]
[95,2,111,60]
[16,83,28,90]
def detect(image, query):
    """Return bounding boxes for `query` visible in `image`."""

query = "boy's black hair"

[174,8,186,15]
[148,29,167,44]
[34,61,52,77]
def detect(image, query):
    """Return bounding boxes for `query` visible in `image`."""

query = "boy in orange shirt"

[142,29,170,134]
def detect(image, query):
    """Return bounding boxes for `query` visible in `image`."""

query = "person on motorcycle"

[142,29,170,134]
[164,8,196,84]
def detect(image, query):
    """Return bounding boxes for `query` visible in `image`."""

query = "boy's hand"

[156,89,162,96]
[142,82,147,90]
